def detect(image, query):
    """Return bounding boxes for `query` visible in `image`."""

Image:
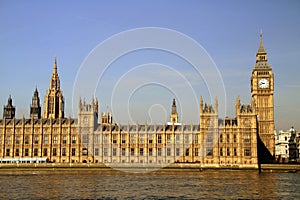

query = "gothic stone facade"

[0,33,275,167]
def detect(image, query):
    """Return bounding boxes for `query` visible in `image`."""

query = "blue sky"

[0,0,299,131]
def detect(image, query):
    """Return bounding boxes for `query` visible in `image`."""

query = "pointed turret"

[30,87,41,119]
[170,98,178,123]
[3,95,15,119]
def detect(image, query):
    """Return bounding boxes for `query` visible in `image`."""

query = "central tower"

[43,57,65,119]
[251,32,275,161]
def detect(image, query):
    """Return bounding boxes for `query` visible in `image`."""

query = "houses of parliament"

[0,33,275,167]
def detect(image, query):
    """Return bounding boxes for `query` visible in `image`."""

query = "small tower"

[30,87,41,119]
[170,98,178,123]
[3,95,15,119]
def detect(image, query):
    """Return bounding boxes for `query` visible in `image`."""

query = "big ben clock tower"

[251,31,275,162]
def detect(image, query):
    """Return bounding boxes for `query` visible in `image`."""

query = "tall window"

[113,148,117,156]
[140,134,144,144]
[194,135,198,144]
[53,148,57,156]
[82,148,88,156]
[6,136,10,144]
[167,134,171,144]
[72,148,76,156]
[16,136,20,145]
[44,136,48,144]
[63,136,67,144]
[148,134,153,144]
[233,134,237,143]
[227,148,230,156]
[34,136,39,144]
[62,148,66,156]
[103,148,108,156]
[185,135,189,144]
[244,148,251,156]
[167,148,171,156]
[72,136,76,144]
[227,134,230,143]
[83,135,88,144]
[176,135,180,144]
[207,147,213,156]
[43,148,47,156]
[121,148,125,156]
[34,149,38,157]
[53,136,58,144]
[220,134,223,143]
[95,148,99,156]
[158,148,162,156]
[25,148,29,156]
[113,135,117,144]
[131,148,134,156]
[244,134,250,143]
[185,148,189,156]
[94,135,99,144]
[158,135,162,144]
[140,148,143,156]
[25,136,30,145]
[176,148,180,156]
[121,135,126,144]
[149,148,153,156]
[220,148,223,156]
[6,149,10,156]
[15,149,19,156]
[195,148,199,156]
[234,148,237,156]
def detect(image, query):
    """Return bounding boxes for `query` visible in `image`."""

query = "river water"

[0,170,299,199]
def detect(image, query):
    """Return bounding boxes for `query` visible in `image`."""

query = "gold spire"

[53,56,58,75]
[256,30,267,63]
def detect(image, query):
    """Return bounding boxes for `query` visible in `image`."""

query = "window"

[63,136,67,144]
[167,134,171,144]
[140,148,144,156]
[15,149,19,156]
[72,136,76,144]
[185,148,189,156]
[195,148,199,156]
[167,148,171,156]
[121,135,126,144]
[176,148,180,156]
[53,148,57,156]
[234,148,237,156]
[72,148,76,156]
[227,134,230,143]
[83,135,88,144]
[185,135,189,144]
[104,148,108,156]
[220,134,223,143]
[220,148,223,156]
[113,148,117,156]
[113,135,117,144]
[148,134,153,144]
[61,148,66,156]
[32,148,38,156]
[176,135,180,144]
[16,136,20,145]
[158,148,162,156]
[194,135,198,144]
[44,136,49,144]
[244,148,251,156]
[53,136,58,144]
[43,148,47,156]
[130,135,135,144]
[227,148,230,156]
[131,148,134,156]
[6,149,10,156]
[158,135,162,144]
[6,136,10,144]
[233,134,237,143]
[207,147,213,156]
[149,148,153,156]
[244,134,250,143]
[206,135,212,143]
[34,136,39,144]
[121,148,125,156]
[140,134,144,144]
[25,136,30,145]
[82,148,88,156]
[25,148,29,156]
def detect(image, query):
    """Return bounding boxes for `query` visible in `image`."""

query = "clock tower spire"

[251,31,275,162]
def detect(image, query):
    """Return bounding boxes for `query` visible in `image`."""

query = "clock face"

[258,78,269,88]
